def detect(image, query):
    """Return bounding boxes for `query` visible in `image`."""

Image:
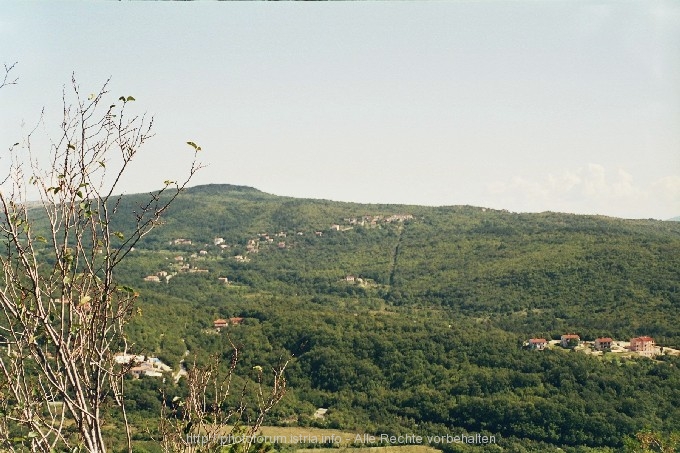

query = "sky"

[1,1,679,219]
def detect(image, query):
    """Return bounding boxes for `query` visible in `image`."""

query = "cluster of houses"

[234,232,293,259]
[213,317,244,332]
[326,214,415,235]
[143,266,210,283]
[114,353,172,378]
[145,214,416,286]
[527,334,658,358]
[342,214,414,227]
[167,215,415,267]
[143,237,241,283]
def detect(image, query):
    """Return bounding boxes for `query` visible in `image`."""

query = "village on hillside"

[526,334,680,358]
[140,213,415,285]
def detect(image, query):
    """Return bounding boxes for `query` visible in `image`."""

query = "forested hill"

[117,183,680,346]
[106,184,680,452]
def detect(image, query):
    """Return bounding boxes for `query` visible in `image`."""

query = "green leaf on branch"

[117,285,135,294]
[186,141,202,151]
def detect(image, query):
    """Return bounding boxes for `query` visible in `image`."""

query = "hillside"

[118,184,680,345]
[31,184,680,452]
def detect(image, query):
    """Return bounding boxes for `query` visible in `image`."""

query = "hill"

[29,184,680,451]
[119,184,680,345]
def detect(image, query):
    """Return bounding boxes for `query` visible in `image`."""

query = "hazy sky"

[1,1,679,219]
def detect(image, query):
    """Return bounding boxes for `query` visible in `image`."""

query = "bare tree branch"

[0,74,200,452]
[0,62,18,90]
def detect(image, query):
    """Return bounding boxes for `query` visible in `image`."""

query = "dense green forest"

[33,185,680,451]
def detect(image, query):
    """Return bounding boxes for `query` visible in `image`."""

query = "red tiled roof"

[596,338,613,342]
[561,334,580,339]
[632,336,654,342]
[529,338,547,343]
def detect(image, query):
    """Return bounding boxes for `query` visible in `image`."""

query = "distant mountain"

[183,183,264,196]
[667,216,680,221]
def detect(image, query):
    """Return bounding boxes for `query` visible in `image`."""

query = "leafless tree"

[0,66,201,452]
[158,344,289,453]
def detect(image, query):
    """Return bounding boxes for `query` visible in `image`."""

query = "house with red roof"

[528,338,548,350]
[594,338,613,351]
[630,336,656,357]
[561,334,580,348]
[213,318,228,331]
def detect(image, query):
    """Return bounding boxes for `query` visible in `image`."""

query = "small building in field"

[528,338,548,350]
[630,336,656,357]
[561,334,580,348]
[143,275,161,283]
[594,338,613,351]
[229,317,244,326]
